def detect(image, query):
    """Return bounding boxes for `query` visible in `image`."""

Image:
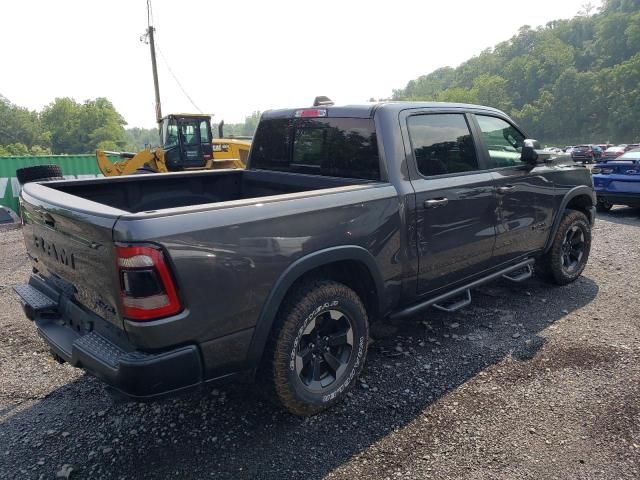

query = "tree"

[40,97,127,154]
[393,2,640,144]
[218,111,262,138]
[126,127,160,150]
[0,95,49,150]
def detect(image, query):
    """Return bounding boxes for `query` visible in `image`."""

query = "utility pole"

[147,25,162,125]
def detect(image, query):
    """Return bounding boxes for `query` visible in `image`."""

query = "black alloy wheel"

[295,308,354,392]
[536,209,591,285]
[259,279,369,416]
[561,225,586,275]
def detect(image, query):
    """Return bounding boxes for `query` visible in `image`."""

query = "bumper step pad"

[13,284,58,318]
[74,332,124,369]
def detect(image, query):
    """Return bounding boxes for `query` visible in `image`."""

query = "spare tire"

[16,165,64,184]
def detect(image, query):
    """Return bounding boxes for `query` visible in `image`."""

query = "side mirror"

[521,139,541,165]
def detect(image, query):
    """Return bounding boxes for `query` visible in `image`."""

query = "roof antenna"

[313,96,334,107]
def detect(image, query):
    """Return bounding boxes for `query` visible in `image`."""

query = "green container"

[0,155,110,214]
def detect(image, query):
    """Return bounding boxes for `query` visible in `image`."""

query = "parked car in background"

[597,144,610,152]
[564,146,575,153]
[624,143,640,152]
[571,144,601,163]
[592,148,640,211]
[602,146,626,161]
[544,146,563,154]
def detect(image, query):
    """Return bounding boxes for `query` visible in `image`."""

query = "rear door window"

[407,113,479,176]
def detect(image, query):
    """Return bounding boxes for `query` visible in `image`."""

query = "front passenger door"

[472,114,555,264]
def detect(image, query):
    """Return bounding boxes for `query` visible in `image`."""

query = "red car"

[602,146,626,161]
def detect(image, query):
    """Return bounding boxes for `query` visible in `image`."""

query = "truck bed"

[49,169,369,213]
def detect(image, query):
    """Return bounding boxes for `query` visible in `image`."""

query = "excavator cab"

[160,114,214,170]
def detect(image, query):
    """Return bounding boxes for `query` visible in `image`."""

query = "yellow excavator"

[96,113,251,176]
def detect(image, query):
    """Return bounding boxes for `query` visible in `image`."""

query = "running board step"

[432,290,471,313]
[389,258,535,321]
[502,264,533,282]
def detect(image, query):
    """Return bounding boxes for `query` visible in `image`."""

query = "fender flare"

[246,245,385,367]
[544,185,596,253]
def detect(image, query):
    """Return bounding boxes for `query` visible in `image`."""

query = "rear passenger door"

[471,114,556,264]
[403,111,498,295]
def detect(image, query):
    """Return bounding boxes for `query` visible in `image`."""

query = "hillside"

[392,0,640,145]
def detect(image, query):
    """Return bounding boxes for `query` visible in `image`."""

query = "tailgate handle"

[42,212,56,227]
[497,185,516,195]
[424,198,449,209]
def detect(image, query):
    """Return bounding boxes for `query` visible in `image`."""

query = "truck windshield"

[251,118,380,180]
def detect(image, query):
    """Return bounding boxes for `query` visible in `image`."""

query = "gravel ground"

[0,208,639,480]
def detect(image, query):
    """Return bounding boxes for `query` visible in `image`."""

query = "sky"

[1,0,600,128]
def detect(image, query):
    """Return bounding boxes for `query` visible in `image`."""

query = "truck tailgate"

[19,182,124,328]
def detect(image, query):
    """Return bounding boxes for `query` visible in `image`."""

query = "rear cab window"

[250,117,381,180]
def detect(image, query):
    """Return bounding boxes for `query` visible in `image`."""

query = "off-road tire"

[536,209,591,285]
[16,164,63,184]
[596,199,613,212]
[259,280,369,416]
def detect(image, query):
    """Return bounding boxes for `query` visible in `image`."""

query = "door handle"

[424,198,449,209]
[497,185,516,195]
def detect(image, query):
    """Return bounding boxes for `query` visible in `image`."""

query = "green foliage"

[0,95,129,155]
[40,97,128,154]
[0,95,50,152]
[393,4,640,144]
[125,127,159,151]
[217,111,261,138]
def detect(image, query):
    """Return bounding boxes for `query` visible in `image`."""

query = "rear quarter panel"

[113,184,403,357]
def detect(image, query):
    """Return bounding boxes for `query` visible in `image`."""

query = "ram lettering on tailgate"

[34,235,76,270]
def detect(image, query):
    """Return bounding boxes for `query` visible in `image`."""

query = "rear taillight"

[116,245,181,321]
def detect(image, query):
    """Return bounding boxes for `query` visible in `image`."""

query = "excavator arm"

[96,148,168,176]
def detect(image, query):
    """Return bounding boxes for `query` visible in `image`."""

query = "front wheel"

[259,280,369,416]
[536,210,592,285]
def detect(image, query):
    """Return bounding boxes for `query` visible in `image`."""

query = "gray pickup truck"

[14,102,595,415]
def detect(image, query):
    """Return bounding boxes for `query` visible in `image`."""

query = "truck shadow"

[1,276,599,479]
[596,206,640,226]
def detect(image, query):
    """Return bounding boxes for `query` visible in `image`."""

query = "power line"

[143,0,202,114]
[155,43,203,113]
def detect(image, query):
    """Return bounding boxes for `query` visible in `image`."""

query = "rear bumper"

[14,283,203,399]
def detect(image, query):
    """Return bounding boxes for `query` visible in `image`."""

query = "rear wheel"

[259,280,369,416]
[537,210,591,285]
[16,164,63,184]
